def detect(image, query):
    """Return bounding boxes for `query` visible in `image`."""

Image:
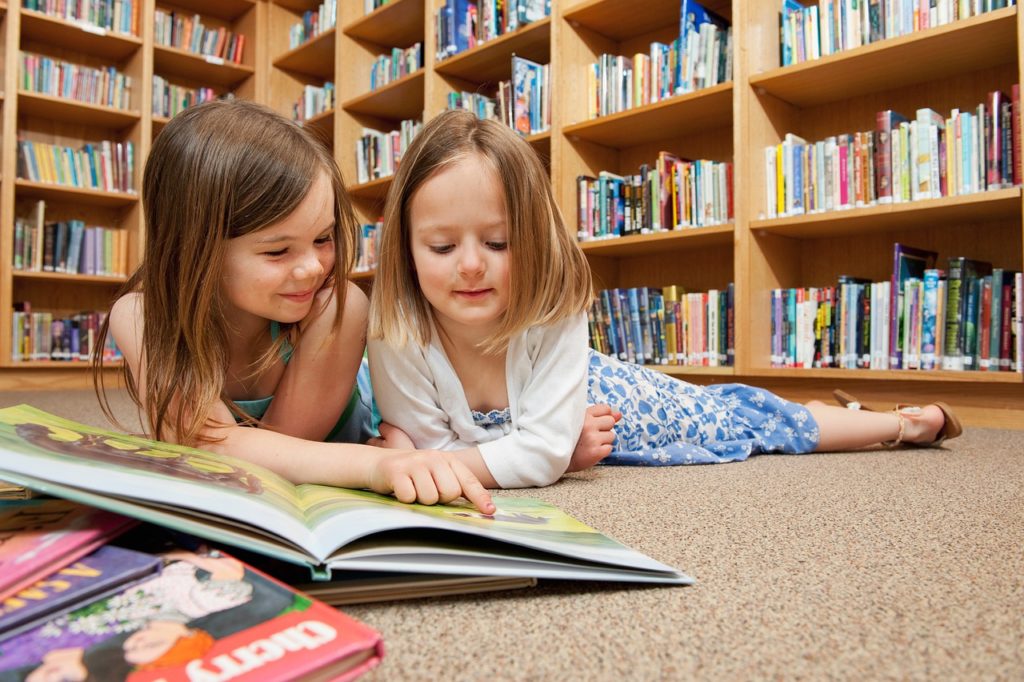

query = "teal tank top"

[232,322,379,443]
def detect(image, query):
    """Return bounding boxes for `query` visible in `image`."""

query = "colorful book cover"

[0,499,136,602]
[0,545,161,643]
[0,547,383,682]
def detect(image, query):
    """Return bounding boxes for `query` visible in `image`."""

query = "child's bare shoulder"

[109,292,143,330]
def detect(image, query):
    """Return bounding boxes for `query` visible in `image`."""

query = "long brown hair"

[93,100,358,446]
[368,110,591,352]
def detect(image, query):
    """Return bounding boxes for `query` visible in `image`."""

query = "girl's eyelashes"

[261,233,332,257]
[486,241,508,251]
[429,244,455,254]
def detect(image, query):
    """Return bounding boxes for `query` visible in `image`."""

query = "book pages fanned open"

[0,405,693,586]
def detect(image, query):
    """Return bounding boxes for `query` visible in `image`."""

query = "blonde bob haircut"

[369,109,592,352]
[93,99,358,446]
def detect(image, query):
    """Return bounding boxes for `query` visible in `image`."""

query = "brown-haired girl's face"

[408,153,510,340]
[220,170,336,329]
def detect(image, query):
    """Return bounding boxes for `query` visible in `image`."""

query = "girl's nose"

[457,245,484,276]
[293,251,325,279]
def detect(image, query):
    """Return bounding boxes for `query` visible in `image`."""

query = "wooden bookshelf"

[0,0,265,375]
[739,0,1023,427]
[3,0,1023,429]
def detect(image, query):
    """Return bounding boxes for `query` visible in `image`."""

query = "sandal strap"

[881,409,905,447]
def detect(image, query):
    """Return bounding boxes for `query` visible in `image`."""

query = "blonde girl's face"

[221,170,336,327]
[408,153,510,340]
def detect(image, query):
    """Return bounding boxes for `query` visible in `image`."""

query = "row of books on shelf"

[577,153,733,241]
[13,220,128,278]
[354,220,380,273]
[16,139,135,194]
[23,0,140,37]
[296,82,334,123]
[12,200,128,276]
[355,120,422,185]
[10,305,121,363]
[780,0,1016,67]
[289,0,337,49]
[152,75,218,119]
[435,0,549,62]
[20,53,133,111]
[370,44,423,91]
[771,248,1023,372]
[589,284,735,368]
[154,10,246,64]
[765,90,1020,219]
[447,56,550,137]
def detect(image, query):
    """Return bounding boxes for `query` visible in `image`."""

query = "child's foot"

[897,405,948,445]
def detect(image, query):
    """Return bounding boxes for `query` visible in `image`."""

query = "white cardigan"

[367,313,589,488]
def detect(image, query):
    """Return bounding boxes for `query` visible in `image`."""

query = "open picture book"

[0,405,692,586]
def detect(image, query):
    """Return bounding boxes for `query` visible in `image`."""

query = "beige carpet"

[1,389,1021,680]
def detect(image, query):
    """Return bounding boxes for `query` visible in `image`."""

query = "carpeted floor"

[1,389,1021,680]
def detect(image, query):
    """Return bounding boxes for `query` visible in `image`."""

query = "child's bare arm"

[263,282,367,441]
[109,294,493,512]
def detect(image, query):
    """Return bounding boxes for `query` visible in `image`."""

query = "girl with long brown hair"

[94,100,493,511]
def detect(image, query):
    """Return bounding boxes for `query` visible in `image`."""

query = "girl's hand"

[367,422,416,450]
[567,404,620,473]
[369,450,495,513]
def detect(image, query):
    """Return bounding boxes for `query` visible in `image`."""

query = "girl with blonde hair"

[368,110,962,490]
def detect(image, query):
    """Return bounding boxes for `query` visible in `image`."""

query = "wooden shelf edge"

[580,224,734,256]
[562,82,733,146]
[434,17,552,79]
[20,8,143,45]
[742,367,1023,383]
[272,28,337,76]
[751,187,1022,237]
[341,70,424,116]
[14,179,139,205]
[18,90,141,125]
[342,0,424,47]
[13,271,128,284]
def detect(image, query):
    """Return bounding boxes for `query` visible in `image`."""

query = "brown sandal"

[832,390,963,447]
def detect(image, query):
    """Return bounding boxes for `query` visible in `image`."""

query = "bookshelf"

[0,0,266,384]
[2,0,1021,430]
[740,0,1023,428]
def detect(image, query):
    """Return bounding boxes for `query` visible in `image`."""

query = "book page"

[0,405,317,555]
